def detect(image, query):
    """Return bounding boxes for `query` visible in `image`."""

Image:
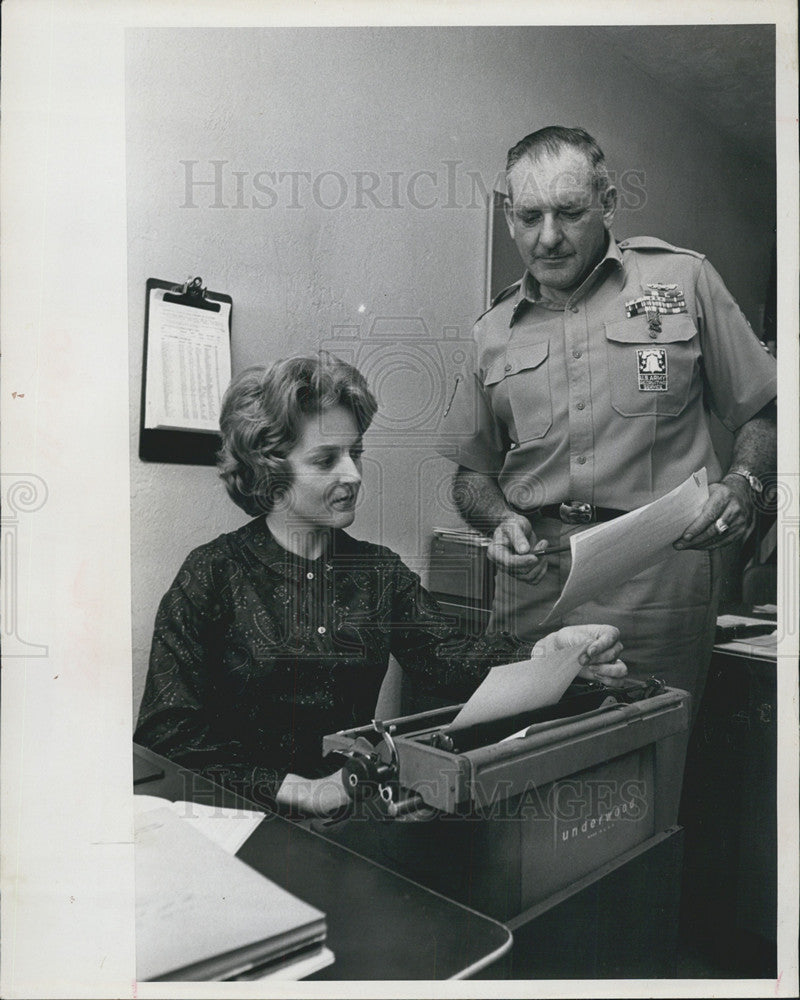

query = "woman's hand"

[276,769,352,817]
[534,624,628,685]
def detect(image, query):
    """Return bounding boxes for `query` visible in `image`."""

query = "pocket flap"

[605,314,698,344]
[484,341,549,385]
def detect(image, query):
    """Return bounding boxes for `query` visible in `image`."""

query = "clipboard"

[139,277,233,465]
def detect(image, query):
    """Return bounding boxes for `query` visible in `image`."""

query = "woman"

[135,355,625,816]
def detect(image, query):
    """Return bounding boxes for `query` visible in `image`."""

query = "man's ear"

[601,184,618,229]
[503,196,516,239]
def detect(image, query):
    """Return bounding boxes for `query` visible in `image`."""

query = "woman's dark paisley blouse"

[134,517,530,807]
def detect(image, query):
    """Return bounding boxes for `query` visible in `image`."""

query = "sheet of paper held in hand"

[540,468,709,625]
[447,644,585,730]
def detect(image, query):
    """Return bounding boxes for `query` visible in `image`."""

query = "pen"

[534,542,573,556]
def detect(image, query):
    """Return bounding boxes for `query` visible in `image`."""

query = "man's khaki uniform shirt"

[437,235,777,512]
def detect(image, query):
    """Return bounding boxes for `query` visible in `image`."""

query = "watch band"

[726,467,764,494]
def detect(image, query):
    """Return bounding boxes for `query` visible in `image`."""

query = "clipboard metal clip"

[164,275,220,311]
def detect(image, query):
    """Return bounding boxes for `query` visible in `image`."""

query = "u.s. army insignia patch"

[637,348,668,391]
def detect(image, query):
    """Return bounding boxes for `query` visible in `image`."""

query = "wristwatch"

[725,466,764,495]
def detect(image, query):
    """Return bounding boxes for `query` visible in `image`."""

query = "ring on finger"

[714,518,729,534]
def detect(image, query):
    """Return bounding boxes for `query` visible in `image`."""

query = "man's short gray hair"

[506,126,610,199]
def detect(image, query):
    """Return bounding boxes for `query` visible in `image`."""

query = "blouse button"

[307,572,314,580]
[317,626,326,635]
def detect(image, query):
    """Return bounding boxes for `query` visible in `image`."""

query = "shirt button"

[576,456,587,465]
[317,626,326,635]
[570,305,579,313]
[649,331,658,339]
[576,401,585,410]
[572,349,582,359]
[306,572,314,580]
[504,363,513,372]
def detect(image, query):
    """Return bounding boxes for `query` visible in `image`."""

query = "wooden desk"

[133,744,512,980]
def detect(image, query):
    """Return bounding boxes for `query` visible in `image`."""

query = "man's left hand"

[673,478,753,551]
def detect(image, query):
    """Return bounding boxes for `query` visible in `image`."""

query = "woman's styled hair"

[218,354,378,516]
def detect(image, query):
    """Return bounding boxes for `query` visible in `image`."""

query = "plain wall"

[127,26,775,714]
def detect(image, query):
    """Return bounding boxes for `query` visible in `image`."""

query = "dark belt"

[534,502,628,525]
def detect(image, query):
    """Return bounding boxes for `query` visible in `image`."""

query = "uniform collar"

[509,232,624,327]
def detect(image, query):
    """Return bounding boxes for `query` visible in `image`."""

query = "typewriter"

[323,677,689,919]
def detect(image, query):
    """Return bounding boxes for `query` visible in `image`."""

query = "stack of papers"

[135,803,331,981]
[715,614,778,658]
[133,795,263,855]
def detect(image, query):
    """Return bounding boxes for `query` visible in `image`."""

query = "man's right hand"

[487,513,549,584]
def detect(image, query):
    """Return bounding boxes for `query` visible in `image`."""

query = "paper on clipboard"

[541,468,709,625]
[446,645,585,731]
[144,288,232,433]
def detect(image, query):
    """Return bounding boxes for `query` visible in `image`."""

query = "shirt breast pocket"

[484,341,552,442]
[604,314,699,417]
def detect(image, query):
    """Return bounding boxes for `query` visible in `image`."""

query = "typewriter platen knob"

[343,753,376,790]
[340,741,397,798]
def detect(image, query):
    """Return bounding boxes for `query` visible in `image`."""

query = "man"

[436,126,776,700]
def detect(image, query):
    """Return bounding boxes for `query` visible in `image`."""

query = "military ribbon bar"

[625,283,687,319]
